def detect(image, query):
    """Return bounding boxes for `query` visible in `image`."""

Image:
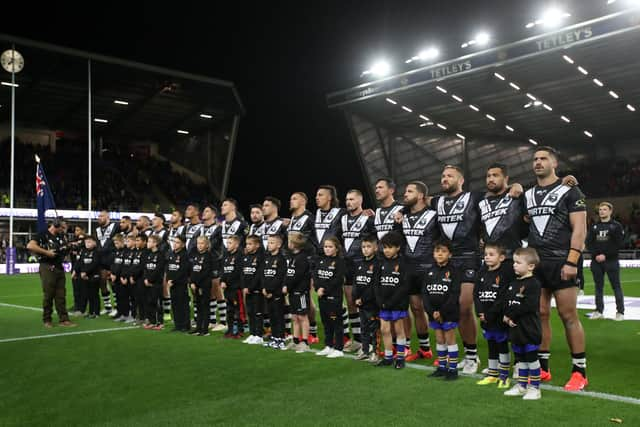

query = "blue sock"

[448,344,459,371]
[518,362,529,388]
[396,338,406,361]
[384,349,393,361]
[499,352,511,381]
[436,344,447,371]
[529,361,541,389]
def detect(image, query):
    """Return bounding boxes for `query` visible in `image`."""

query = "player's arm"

[563,210,587,281]
[27,238,55,258]
[612,222,625,252]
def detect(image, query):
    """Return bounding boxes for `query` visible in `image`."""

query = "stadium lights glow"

[563,55,574,64]
[609,91,620,99]
[543,104,553,111]
[401,105,413,112]
[593,78,604,87]
[177,130,189,135]
[386,98,398,105]
[529,138,538,145]
[494,72,506,80]
[1,81,19,87]
[561,115,571,123]
[505,125,515,132]
[485,114,496,121]
[526,93,537,100]
[93,118,108,123]
[509,82,521,90]
[419,122,434,127]
[461,32,491,48]
[363,60,391,77]
[452,94,463,102]
[577,66,589,75]
[524,102,532,109]
[627,104,636,112]
[584,130,593,138]
[418,47,440,61]
[526,8,571,29]
[456,133,466,139]
[436,86,448,94]
[469,104,480,112]
[199,113,213,119]
[114,100,129,105]
[436,123,447,130]
[533,100,543,106]
[419,114,430,121]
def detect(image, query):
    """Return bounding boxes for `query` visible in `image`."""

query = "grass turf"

[0,269,639,426]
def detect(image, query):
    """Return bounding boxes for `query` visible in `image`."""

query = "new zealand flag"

[36,162,56,233]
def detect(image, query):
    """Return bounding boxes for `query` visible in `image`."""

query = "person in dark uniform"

[373,178,404,240]
[27,219,76,328]
[184,203,204,327]
[69,225,87,315]
[165,210,185,318]
[249,204,266,241]
[221,235,244,338]
[353,235,380,363]
[261,234,287,349]
[241,235,265,344]
[314,185,346,251]
[189,236,214,336]
[586,201,625,321]
[143,235,166,329]
[74,235,102,318]
[199,205,224,331]
[524,146,588,391]
[283,232,312,352]
[94,210,119,315]
[166,235,190,332]
[129,234,148,323]
[109,234,127,321]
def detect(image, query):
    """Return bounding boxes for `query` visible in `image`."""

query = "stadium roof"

[0,33,244,142]
[327,9,640,197]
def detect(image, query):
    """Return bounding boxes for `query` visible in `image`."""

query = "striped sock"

[418,333,431,352]
[209,300,217,324]
[193,301,198,323]
[436,344,447,371]
[538,350,550,371]
[384,349,393,361]
[309,322,317,337]
[518,362,529,388]
[218,300,227,325]
[571,352,587,376]
[284,304,292,335]
[348,312,361,342]
[463,342,477,362]
[102,293,112,311]
[342,308,349,336]
[529,360,541,389]
[498,352,511,381]
[163,297,171,314]
[447,344,459,371]
[487,358,499,377]
[396,338,406,361]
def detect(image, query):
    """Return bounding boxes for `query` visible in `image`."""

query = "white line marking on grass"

[0,294,42,298]
[307,349,640,406]
[0,326,138,343]
[0,302,42,311]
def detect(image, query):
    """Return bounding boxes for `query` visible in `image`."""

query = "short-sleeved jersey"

[431,192,484,255]
[220,217,248,252]
[402,207,439,265]
[374,203,404,240]
[524,180,586,258]
[261,217,288,249]
[341,212,375,261]
[479,193,527,255]
[314,208,345,251]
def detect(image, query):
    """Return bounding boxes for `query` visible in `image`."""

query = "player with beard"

[249,204,266,242]
[341,189,375,353]
[150,213,169,253]
[373,178,404,240]
[314,185,346,250]
[200,205,225,332]
[164,210,185,318]
[184,204,204,327]
[119,215,134,236]
[94,210,119,316]
[136,215,153,238]
[430,165,523,374]
[288,191,318,342]
[525,147,588,391]
[396,181,438,362]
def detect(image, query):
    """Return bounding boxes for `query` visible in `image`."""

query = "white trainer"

[462,359,479,374]
[457,359,467,370]
[615,313,624,321]
[326,349,344,359]
[242,335,254,344]
[109,310,119,318]
[211,324,227,332]
[504,384,527,397]
[317,346,333,356]
[589,311,604,320]
[523,387,541,400]
[295,342,310,353]
[251,336,264,345]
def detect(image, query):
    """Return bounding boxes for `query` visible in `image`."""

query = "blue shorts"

[482,328,509,343]
[511,343,540,354]
[379,310,408,321]
[429,320,458,331]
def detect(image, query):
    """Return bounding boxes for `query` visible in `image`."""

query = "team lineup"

[30,145,592,401]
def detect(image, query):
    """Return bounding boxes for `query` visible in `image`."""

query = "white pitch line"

[0,326,138,343]
[307,349,640,406]
[0,302,42,312]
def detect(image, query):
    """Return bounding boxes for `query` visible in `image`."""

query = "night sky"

[5,0,606,212]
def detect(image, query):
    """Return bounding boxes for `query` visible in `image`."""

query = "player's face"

[290,194,304,211]
[316,189,331,210]
[227,238,239,252]
[375,182,393,202]
[114,239,124,249]
[361,241,377,258]
[433,246,452,265]
[147,239,157,250]
[196,239,208,253]
[262,201,276,218]
[403,184,421,207]
[382,244,400,259]
[533,151,557,178]
[484,247,505,269]
[323,241,337,257]
[170,212,181,225]
[173,238,184,251]
[120,218,131,231]
[126,238,135,249]
[267,237,282,253]
[202,207,214,222]
[221,201,235,216]
[135,238,145,249]
[152,217,163,228]
[345,192,362,212]
[98,212,109,226]
[74,226,84,237]
[245,240,259,254]
[85,239,96,249]
[441,168,463,194]
[136,219,147,230]
[486,168,508,193]
[512,254,533,276]
[185,205,195,219]
[250,207,263,223]
[599,205,612,219]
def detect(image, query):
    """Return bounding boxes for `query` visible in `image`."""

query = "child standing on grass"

[74,236,101,318]
[109,234,126,321]
[374,232,408,370]
[314,236,347,359]
[353,234,380,363]
[284,232,312,353]
[261,234,287,349]
[503,247,543,400]
[166,235,190,332]
[221,235,244,338]
[190,236,214,336]
[423,241,460,380]
[143,235,166,330]
[475,243,514,388]
[241,235,265,345]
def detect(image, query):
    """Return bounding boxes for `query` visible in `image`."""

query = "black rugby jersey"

[503,276,541,347]
[402,207,439,266]
[249,221,266,238]
[314,208,345,251]
[524,180,586,258]
[479,193,527,255]
[431,192,484,256]
[184,222,204,255]
[288,210,316,253]
[168,224,185,251]
[374,203,404,240]
[199,222,223,258]
[474,264,515,330]
[341,212,375,261]
[220,216,248,252]
[261,217,288,249]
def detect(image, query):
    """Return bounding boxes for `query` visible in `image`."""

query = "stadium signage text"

[430,60,472,79]
[536,26,593,51]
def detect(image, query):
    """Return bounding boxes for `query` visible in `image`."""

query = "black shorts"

[535,258,577,291]
[405,264,430,295]
[344,257,357,285]
[290,291,311,315]
[211,269,220,280]
[451,255,481,283]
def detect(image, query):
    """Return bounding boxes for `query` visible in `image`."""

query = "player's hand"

[221,282,227,290]
[282,218,291,226]
[363,209,375,217]
[317,288,325,297]
[144,279,150,286]
[243,288,249,296]
[120,277,127,285]
[561,264,577,281]
[393,211,403,224]
[81,272,88,280]
[190,283,196,292]
[508,183,524,198]
[355,298,362,306]
[479,313,486,322]
[562,175,579,187]
[595,254,606,263]
[110,274,116,282]
[433,311,440,321]
[71,271,76,279]
[198,288,202,296]
[45,250,56,258]
[266,293,272,299]
[282,286,288,295]
[167,280,174,287]
[262,288,267,296]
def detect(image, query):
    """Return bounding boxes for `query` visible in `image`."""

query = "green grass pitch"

[1,269,639,426]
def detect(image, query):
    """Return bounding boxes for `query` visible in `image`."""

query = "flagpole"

[8,47,16,249]
[87,59,92,234]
